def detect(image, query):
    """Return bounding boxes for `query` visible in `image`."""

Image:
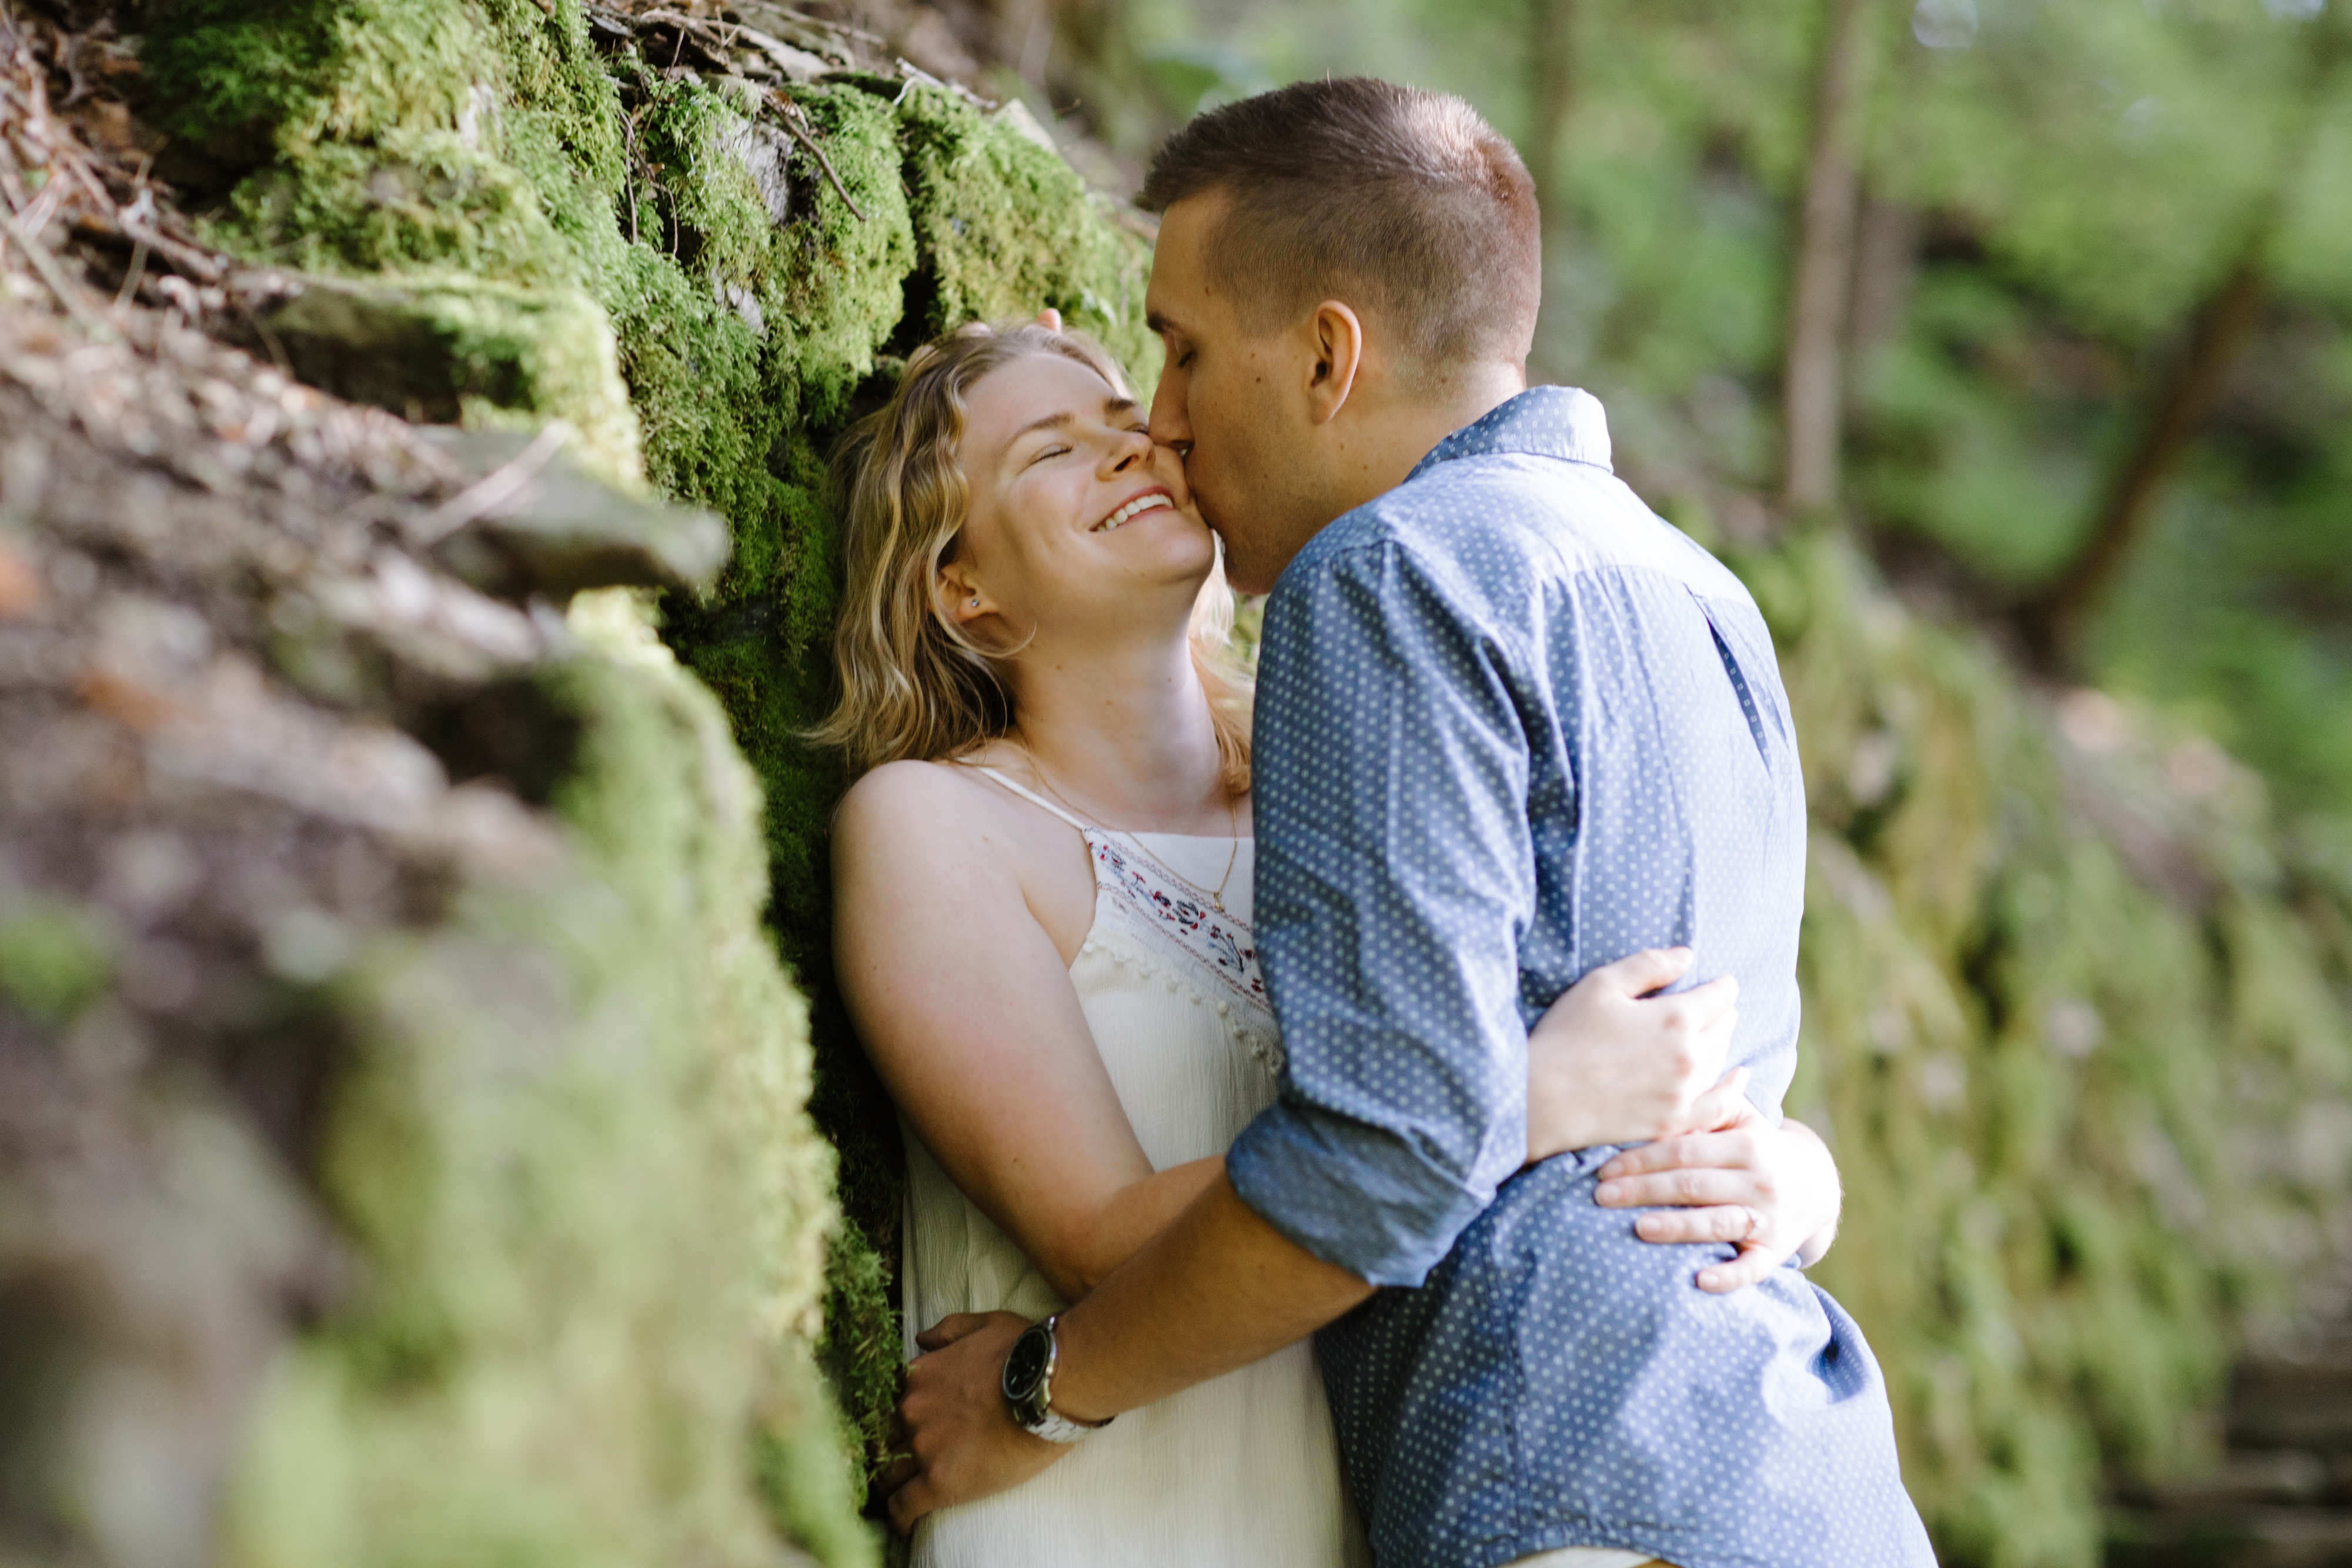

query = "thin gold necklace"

[1017,746,1241,913]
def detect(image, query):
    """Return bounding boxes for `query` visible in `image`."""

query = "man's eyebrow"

[1000,396,1139,455]
[1145,309,1182,338]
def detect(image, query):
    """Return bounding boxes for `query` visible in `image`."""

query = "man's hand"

[1594,1106,1843,1293]
[880,1311,1068,1534]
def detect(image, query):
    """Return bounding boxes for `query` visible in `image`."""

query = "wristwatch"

[1002,1314,1113,1443]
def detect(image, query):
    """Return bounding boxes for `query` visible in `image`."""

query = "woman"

[818,318,1840,1566]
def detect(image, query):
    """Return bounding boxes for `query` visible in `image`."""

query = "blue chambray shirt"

[1225,388,1933,1568]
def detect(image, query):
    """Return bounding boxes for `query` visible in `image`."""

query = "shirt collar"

[1405,385,1614,483]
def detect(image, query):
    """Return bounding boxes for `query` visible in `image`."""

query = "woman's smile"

[1094,487,1176,533]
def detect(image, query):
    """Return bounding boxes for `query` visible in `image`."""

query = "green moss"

[751,1338,874,1568]
[477,0,628,200]
[136,0,1165,1519]
[1750,534,2352,1566]
[225,620,874,1568]
[143,0,486,165]
[261,276,642,476]
[770,86,920,426]
[896,87,1158,377]
[212,135,582,286]
[816,1215,902,1472]
[0,895,118,1028]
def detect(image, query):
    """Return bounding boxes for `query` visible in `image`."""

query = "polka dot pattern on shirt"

[1224,387,1935,1568]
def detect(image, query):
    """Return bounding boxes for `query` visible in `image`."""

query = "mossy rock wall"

[131,0,1155,1515]
[1745,536,2352,1567]
[0,277,869,1567]
[109,4,2352,1565]
[220,623,869,1568]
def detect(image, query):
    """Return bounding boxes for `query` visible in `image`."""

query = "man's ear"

[1304,301,1366,426]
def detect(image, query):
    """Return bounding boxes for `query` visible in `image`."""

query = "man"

[888,78,1934,1567]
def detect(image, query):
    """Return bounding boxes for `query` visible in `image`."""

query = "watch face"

[1003,1322,1051,1404]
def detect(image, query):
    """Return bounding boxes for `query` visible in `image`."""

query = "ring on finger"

[1740,1205,1764,1242]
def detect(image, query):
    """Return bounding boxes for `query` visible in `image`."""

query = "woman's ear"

[937,561,989,625]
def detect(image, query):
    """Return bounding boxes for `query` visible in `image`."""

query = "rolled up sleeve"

[1225,539,1549,1288]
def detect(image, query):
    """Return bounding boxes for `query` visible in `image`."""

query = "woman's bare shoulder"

[839,757,977,813]
[836,758,1000,852]
[833,757,1093,962]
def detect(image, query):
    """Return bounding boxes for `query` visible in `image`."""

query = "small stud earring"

[968,597,980,609]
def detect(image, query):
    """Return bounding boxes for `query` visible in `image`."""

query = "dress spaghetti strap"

[957,762,1095,834]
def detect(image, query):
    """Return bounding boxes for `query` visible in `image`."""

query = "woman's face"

[948,350,1215,646]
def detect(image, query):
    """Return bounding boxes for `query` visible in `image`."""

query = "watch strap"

[1023,1405,1107,1445]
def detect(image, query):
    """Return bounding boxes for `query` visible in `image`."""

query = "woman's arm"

[834,763,1222,1303]
[1522,949,1844,1292]
[1523,946,1742,1160]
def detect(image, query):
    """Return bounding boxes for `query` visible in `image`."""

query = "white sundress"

[900,766,1372,1568]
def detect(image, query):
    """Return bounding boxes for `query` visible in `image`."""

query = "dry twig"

[768,91,867,221]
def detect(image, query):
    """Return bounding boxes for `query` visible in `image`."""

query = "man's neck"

[1320,361,1528,525]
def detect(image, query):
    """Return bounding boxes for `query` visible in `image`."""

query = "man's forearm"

[1048,1171,1375,1423]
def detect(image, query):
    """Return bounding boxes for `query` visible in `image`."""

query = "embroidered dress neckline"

[1129,830,1255,842]
[1086,835,1269,1018]
[956,764,1272,1018]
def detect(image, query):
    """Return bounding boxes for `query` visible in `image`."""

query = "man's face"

[1144,196,1321,595]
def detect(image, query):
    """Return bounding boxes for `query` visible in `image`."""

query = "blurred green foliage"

[0,895,118,1029]
[1077,0,2352,814]
[1028,1,2352,1562]
[1749,534,2352,1565]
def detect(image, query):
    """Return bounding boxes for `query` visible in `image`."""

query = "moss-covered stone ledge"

[132,0,1157,1500]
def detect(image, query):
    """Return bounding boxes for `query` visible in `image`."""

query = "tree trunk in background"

[1526,0,1578,237]
[2016,258,2266,670]
[2017,14,2345,673]
[1846,193,1919,355]
[1781,0,1881,519]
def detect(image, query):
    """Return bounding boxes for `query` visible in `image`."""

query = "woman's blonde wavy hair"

[811,319,1252,788]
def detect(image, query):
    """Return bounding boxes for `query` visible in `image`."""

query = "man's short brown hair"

[1140,78,1541,379]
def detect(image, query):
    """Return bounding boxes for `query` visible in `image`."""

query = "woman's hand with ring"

[1593,1103,1843,1293]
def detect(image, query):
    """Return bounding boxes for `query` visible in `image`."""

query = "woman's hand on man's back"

[1521,945,1845,1291]
[1591,1111,1842,1292]
[1524,945,1740,1161]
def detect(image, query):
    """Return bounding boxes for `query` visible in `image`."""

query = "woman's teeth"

[1095,493,1172,532]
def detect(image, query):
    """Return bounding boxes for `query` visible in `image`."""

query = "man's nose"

[1149,380,1192,458]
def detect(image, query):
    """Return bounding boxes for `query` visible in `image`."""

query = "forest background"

[3,1,2352,1567]
[1038,0,2352,814]
[1012,0,2352,1553]
[925,0,2352,1558]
